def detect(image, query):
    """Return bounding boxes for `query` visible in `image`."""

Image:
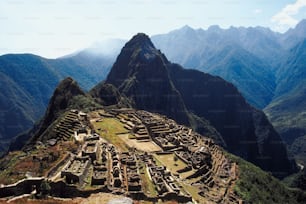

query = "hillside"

[2,20,306,162]
[150,20,306,170]
[9,77,101,152]
[152,25,280,109]
[265,39,306,165]
[0,52,113,155]
[202,44,276,108]
[1,96,305,203]
[103,33,296,178]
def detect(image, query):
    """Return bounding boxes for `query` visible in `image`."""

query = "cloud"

[271,0,306,31]
[253,9,262,14]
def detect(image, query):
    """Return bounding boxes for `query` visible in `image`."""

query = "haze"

[1,0,306,58]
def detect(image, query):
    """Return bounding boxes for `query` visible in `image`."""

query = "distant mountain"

[151,25,282,109]
[150,20,306,167]
[0,54,61,155]
[281,19,306,49]
[265,39,306,164]
[0,52,114,155]
[202,44,276,108]
[103,33,296,178]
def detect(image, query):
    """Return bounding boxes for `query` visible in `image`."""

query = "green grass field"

[154,153,188,173]
[92,118,129,152]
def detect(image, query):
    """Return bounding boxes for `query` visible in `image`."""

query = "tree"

[39,180,51,198]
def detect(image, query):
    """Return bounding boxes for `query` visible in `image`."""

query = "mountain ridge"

[103,33,296,178]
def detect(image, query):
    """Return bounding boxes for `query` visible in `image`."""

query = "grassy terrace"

[92,117,129,152]
[180,182,207,204]
[139,162,158,198]
[153,153,204,202]
[154,153,188,174]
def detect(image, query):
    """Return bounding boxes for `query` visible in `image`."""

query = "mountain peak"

[106,33,169,87]
[43,77,85,126]
[180,25,194,31]
[124,33,155,50]
[106,33,190,125]
[295,19,306,29]
[208,25,222,33]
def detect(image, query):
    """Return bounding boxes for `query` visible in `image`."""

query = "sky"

[0,0,306,58]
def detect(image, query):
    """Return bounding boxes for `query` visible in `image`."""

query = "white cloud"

[271,0,306,31]
[253,9,262,14]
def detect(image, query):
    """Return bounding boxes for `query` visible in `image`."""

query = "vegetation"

[138,162,158,197]
[39,180,51,197]
[0,52,113,156]
[68,95,102,112]
[154,153,187,173]
[227,153,306,204]
[92,118,129,151]
[0,141,76,185]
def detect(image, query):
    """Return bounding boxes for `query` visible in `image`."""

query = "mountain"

[106,33,190,125]
[202,44,276,108]
[0,52,114,155]
[265,39,306,164]
[103,33,223,144]
[150,20,306,167]
[281,19,306,49]
[1,87,305,203]
[0,72,39,153]
[0,54,61,155]
[9,77,104,151]
[151,25,281,109]
[103,33,296,178]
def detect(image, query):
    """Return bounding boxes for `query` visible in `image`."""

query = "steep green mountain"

[0,72,38,153]
[265,39,306,164]
[203,44,276,108]
[0,52,113,155]
[0,54,61,155]
[9,77,102,151]
[89,82,131,107]
[103,34,223,144]
[106,33,190,125]
[103,33,296,178]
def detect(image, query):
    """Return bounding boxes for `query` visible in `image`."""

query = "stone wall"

[0,177,44,198]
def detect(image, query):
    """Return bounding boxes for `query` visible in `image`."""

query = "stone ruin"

[61,155,91,185]
[0,108,241,203]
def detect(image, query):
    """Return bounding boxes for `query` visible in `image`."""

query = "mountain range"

[0,51,115,155]
[151,20,306,166]
[1,30,305,203]
[3,76,305,203]
[102,33,296,178]
[1,19,306,169]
